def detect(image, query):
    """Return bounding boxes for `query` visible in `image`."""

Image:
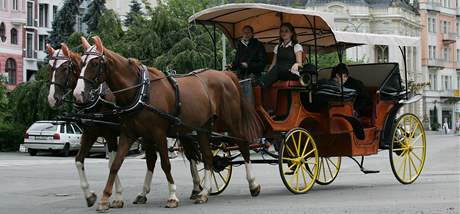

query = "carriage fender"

[380,103,403,147]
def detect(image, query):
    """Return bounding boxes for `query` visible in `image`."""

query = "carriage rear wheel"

[316,157,341,185]
[279,128,319,194]
[198,147,232,195]
[389,113,426,184]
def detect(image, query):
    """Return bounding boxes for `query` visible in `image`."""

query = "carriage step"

[361,168,380,174]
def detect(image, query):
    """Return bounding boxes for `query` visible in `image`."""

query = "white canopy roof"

[189,3,337,47]
[334,31,420,47]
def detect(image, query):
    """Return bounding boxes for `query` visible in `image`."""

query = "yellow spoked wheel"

[279,128,319,194]
[316,157,341,185]
[198,147,232,195]
[389,113,426,184]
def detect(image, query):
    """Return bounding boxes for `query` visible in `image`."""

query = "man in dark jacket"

[231,25,266,79]
[331,63,372,117]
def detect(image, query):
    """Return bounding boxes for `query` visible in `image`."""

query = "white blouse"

[273,41,303,54]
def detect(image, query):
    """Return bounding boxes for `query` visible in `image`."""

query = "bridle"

[79,46,107,90]
[49,50,76,102]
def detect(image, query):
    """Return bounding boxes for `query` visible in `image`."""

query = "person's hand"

[290,63,300,76]
[225,64,233,71]
[241,62,248,68]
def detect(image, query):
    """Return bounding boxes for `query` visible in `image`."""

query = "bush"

[431,122,440,131]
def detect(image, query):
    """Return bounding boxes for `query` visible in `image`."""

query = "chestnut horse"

[73,36,262,211]
[46,44,158,208]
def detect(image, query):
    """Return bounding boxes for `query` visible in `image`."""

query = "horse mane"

[103,47,164,77]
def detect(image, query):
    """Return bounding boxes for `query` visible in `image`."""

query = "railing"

[424,1,441,11]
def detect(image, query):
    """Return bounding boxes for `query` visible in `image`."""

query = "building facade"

[106,0,157,21]
[0,0,27,90]
[305,0,423,117]
[419,0,459,131]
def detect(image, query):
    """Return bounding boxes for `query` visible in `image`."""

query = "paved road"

[0,134,459,214]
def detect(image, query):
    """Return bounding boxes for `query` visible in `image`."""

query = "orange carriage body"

[253,80,396,157]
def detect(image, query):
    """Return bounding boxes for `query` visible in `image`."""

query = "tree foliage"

[48,0,82,48]
[124,0,144,27]
[83,0,107,34]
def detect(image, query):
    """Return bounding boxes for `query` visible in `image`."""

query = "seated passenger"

[258,23,303,87]
[331,63,372,117]
[230,25,266,80]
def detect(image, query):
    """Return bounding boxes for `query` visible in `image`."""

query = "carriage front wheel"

[198,147,232,195]
[389,113,426,184]
[279,128,319,194]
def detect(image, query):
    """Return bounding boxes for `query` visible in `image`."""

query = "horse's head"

[73,36,108,104]
[47,43,81,108]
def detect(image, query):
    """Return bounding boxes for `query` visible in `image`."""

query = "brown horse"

[73,36,262,211]
[46,44,158,208]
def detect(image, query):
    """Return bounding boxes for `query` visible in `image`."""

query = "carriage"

[188,3,426,194]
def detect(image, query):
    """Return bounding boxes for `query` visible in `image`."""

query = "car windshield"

[29,123,58,132]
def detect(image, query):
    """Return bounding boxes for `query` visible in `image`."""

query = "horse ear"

[61,43,70,57]
[46,44,55,56]
[81,36,91,50]
[92,36,104,53]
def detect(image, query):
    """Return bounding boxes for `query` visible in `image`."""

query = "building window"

[53,5,58,19]
[428,17,437,33]
[457,22,459,35]
[27,2,33,26]
[457,49,460,62]
[12,0,18,10]
[443,47,449,60]
[443,21,448,33]
[429,72,437,90]
[10,28,17,44]
[457,74,460,90]
[38,35,47,51]
[442,75,452,90]
[0,22,5,42]
[26,33,33,58]
[76,15,83,33]
[39,4,49,28]
[375,45,389,63]
[429,45,436,59]
[5,58,16,84]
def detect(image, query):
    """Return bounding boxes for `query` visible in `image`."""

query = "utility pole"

[221,0,226,70]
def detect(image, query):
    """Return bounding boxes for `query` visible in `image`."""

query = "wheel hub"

[212,155,229,172]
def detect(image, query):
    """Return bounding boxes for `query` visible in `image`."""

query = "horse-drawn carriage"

[188,3,426,194]
[47,3,427,211]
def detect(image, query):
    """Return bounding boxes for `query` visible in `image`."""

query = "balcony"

[442,32,457,44]
[427,58,445,68]
[424,2,441,11]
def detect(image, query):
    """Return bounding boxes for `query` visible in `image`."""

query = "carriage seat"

[263,80,303,116]
[314,79,357,102]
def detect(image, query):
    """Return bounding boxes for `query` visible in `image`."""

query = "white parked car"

[24,121,82,156]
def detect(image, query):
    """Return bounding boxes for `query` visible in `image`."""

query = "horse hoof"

[165,199,179,208]
[189,190,201,200]
[86,192,97,207]
[133,195,147,204]
[110,200,124,208]
[95,201,110,212]
[250,184,261,197]
[193,195,208,204]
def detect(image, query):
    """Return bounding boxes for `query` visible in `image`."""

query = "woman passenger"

[259,23,303,87]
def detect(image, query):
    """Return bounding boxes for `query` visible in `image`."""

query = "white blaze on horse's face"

[74,46,98,103]
[47,50,68,108]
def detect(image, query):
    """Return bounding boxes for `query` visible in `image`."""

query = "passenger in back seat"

[331,63,372,117]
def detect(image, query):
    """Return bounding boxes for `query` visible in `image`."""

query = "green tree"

[83,0,106,34]
[48,0,82,48]
[124,0,144,27]
[92,10,124,50]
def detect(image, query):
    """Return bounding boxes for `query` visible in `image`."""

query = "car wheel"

[62,143,70,157]
[29,149,37,156]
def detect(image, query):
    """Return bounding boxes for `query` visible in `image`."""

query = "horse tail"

[223,71,263,143]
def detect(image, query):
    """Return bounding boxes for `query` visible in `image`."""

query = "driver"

[331,63,372,117]
[230,25,266,79]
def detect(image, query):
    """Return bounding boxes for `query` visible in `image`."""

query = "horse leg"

[194,133,213,204]
[74,132,98,207]
[237,141,260,197]
[154,133,180,208]
[133,141,157,204]
[95,133,133,212]
[106,137,125,209]
[180,137,202,200]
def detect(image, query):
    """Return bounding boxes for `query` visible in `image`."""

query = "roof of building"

[305,0,417,12]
